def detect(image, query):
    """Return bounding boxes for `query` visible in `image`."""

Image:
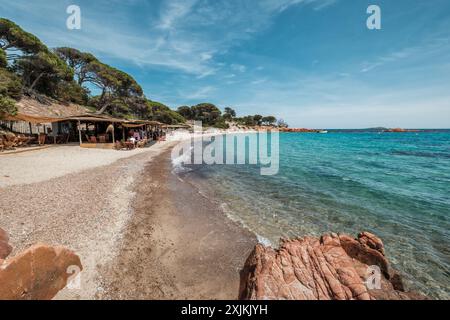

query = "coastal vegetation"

[1,17,280,128]
[177,103,228,128]
[177,104,279,129]
[0,18,181,124]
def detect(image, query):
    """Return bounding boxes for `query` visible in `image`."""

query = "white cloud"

[183,86,215,100]
[0,0,339,77]
[251,78,268,85]
[360,38,450,73]
[156,0,198,30]
[231,64,247,73]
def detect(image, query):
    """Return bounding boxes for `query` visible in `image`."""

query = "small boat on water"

[318,130,328,134]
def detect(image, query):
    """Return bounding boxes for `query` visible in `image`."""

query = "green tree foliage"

[0,18,46,59]
[190,103,222,125]
[57,47,145,114]
[16,51,74,94]
[81,60,143,114]
[0,19,252,126]
[146,100,185,124]
[179,103,234,128]
[262,116,276,126]
[55,80,89,105]
[213,118,230,129]
[0,94,16,116]
[0,53,21,117]
[1,18,76,100]
[253,114,263,126]
[234,114,277,127]
[54,47,97,86]
[177,106,193,119]
[0,48,6,68]
[223,107,236,121]
[0,68,22,100]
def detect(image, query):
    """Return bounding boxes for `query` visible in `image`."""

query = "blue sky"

[1,0,449,128]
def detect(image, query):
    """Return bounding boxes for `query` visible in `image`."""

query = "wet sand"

[97,149,257,299]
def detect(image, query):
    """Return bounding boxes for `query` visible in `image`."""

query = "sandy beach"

[0,140,256,299]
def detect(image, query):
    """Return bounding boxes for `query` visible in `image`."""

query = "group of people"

[127,128,166,146]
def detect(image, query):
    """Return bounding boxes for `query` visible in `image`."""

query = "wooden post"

[78,120,82,146]
[29,122,32,134]
[112,123,115,144]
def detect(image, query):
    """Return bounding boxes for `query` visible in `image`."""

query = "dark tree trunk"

[96,102,110,115]
[29,72,46,91]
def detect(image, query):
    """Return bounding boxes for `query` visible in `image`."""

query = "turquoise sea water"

[176,131,450,299]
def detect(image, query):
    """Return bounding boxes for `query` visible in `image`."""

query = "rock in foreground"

[0,228,82,300]
[239,232,426,300]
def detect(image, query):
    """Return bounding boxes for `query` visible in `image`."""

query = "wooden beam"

[78,120,82,146]
[112,123,115,144]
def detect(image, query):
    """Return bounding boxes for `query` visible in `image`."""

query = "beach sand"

[96,149,257,299]
[0,141,256,299]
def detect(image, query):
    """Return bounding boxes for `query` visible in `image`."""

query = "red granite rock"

[239,232,427,300]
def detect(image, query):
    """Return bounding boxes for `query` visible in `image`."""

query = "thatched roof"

[4,97,93,124]
[3,97,164,127]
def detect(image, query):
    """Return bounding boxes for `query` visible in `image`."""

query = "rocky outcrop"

[239,232,426,300]
[0,228,82,300]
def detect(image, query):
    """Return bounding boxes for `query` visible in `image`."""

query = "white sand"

[0,140,177,299]
[0,142,170,188]
[0,129,257,299]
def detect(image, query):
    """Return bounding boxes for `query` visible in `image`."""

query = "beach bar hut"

[64,114,125,149]
[64,116,164,149]
[1,97,94,144]
[1,96,165,149]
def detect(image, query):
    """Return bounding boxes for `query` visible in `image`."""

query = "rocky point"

[239,232,427,300]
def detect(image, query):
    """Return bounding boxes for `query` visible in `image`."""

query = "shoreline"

[96,148,257,299]
[0,137,257,299]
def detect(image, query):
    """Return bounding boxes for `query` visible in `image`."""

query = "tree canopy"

[223,107,236,121]
[0,18,46,59]
[0,48,6,68]
[145,100,185,124]
[177,106,192,119]
[233,114,278,127]
[262,116,277,126]
[0,18,277,127]
[55,47,144,114]
[0,59,21,116]
[190,103,222,125]
[16,51,73,93]
[54,47,97,86]
[0,18,79,102]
